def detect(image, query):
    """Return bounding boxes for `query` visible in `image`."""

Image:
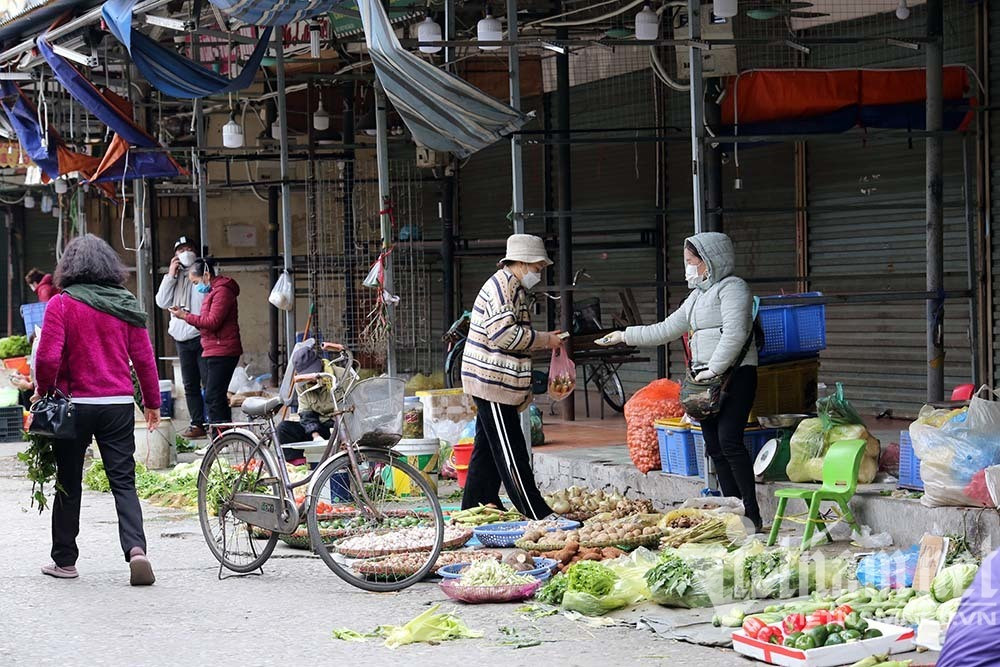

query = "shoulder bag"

[29,319,76,439]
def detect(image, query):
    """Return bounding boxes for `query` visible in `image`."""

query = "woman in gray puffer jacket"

[600,232,761,529]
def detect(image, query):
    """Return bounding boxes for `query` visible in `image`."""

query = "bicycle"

[196,343,446,591]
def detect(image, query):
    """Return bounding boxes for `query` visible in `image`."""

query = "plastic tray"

[437,556,557,581]
[731,620,914,667]
[898,430,924,491]
[473,519,581,548]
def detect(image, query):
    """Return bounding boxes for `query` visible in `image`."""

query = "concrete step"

[533,445,999,552]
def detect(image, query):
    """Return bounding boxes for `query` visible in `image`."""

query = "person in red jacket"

[169,258,242,424]
[25,268,56,302]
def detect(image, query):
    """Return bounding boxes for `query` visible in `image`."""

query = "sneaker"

[128,547,155,586]
[180,425,207,439]
[41,563,78,579]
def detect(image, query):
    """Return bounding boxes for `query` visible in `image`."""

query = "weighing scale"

[753,414,812,482]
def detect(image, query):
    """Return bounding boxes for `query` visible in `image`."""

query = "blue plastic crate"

[759,292,826,361]
[693,430,707,478]
[898,430,924,491]
[689,428,775,477]
[656,424,699,475]
[20,302,46,334]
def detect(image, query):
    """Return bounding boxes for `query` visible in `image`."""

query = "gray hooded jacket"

[625,232,757,374]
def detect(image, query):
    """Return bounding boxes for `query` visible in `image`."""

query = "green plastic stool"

[766,439,866,550]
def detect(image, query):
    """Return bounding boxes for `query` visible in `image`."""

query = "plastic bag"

[529,404,544,446]
[855,545,920,589]
[967,385,1000,435]
[909,418,1000,507]
[228,365,262,395]
[964,469,993,507]
[268,270,294,311]
[678,496,745,515]
[547,343,576,401]
[645,548,727,608]
[624,379,683,473]
[560,560,648,616]
[786,390,880,484]
[818,382,864,429]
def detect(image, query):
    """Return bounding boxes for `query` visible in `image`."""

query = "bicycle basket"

[343,376,405,442]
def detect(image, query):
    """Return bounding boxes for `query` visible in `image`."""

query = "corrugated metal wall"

[990,3,1000,391]
[808,136,973,416]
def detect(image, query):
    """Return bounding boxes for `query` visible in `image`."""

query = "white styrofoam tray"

[731,620,915,667]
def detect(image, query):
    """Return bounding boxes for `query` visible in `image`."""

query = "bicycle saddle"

[242,396,283,418]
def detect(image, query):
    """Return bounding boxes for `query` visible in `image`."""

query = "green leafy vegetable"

[331,628,371,642]
[936,598,961,627]
[931,563,978,603]
[83,459,112,492]
[900,595,940,624]
[17,431,63,511]
[537,574,568,605]
[0,335,31,359]
[566,561,617,597]
[378,605,482,648]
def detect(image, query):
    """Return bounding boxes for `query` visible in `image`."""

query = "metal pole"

[556,25,574,421]
[342,82,358,349]
[507,0,524,234]
[134,181,148,317]
[926,0,944,402]
[963,135,980,387]
[441,170,456,330]
[704,81,723,233]
[275,26,297,352]
[268,186,280,384]
[687,0,705,234]
[444,0,455,72]
[375,83,396,376]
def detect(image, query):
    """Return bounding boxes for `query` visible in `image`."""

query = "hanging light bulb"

[309,21,322,58]
[477,7,502,50]
[417,13,442,54]
[895,0,910,20]
[54,177,68,194]
[313,100,331,131]
[222,113,244,148]
[40,193,53,213]
[635,3,659,41]
[713,0,738,18]
[271,120,281,141]
[23,193,34,209]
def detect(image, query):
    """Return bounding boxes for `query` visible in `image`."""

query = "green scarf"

[63,284,148,328]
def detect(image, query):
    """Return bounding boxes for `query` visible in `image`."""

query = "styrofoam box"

[731,620,915,667]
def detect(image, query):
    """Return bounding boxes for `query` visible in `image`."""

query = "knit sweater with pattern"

[461,268,547,406]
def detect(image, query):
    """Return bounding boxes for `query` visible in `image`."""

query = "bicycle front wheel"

[307,448,445,592]
[197,432,281,573]
[593,363,627,412]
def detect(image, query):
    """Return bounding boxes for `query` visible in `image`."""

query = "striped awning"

[357,0,531,158]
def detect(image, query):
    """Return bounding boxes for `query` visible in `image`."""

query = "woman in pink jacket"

[33,234,161,586]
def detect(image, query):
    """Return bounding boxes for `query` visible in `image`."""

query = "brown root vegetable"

[503,548,535,571]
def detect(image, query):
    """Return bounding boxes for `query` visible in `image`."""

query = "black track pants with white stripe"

[462,397,554,520]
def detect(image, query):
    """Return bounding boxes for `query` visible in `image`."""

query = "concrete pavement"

[0,449,750,667]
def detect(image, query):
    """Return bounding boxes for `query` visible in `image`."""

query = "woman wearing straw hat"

[461,234,564,519]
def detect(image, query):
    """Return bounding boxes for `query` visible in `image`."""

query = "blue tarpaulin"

[208,0,345,26]
[0,81,61,179]
[102,0,272,99]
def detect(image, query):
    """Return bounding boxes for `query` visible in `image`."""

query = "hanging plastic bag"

[547,343,576,401]
[817,382,864,429]
[268,270,294,311]
[966,385,1000,435]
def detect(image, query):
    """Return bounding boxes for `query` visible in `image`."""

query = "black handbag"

[29,388,76,439]
[679,321,759,422]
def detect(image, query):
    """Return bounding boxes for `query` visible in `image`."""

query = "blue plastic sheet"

[855,545,920,589]
[209,0,347,26]
[102,0,272,99]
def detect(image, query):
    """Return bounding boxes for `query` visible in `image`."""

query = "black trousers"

[462,397,553,520]
[175,336,207,428]
[700,365,761,527]
[204,355,239,424]
[52,403,145,566]
[276,419,334,460]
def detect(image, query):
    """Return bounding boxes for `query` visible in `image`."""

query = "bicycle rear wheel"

[197,432,281,573]
[592,362,627,412]
[307,448,445,592]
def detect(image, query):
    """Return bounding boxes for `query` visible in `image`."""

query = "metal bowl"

[757,414,813,429]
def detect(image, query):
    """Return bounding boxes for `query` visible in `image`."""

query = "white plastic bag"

[268,270,294,311]
[967,385,1000,435]
[228,366,261,395]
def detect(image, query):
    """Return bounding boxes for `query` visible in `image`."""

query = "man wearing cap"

[461,234,564,520]
[155,236,207,439]
[276,343,336,464]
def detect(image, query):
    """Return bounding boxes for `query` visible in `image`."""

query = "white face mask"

[177,250,197,267]
[521,270,541,290]
[685,262,704,289]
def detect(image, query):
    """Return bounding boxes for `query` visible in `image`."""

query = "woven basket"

[354,549,502,580]
[279,528,350,550]
[334,528,473,559]
[439,578,542,604]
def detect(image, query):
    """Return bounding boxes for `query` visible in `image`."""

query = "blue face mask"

[196,282,211,294]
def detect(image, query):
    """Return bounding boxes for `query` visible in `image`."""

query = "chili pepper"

[742,616,766,638]
[757,626,784,645]
[783,613,807,634]
[835,604,854,616]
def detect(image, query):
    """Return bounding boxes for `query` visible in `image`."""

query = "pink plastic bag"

[547,343,576,401]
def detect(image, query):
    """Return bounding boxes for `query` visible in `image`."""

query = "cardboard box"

[731,620,915,667]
